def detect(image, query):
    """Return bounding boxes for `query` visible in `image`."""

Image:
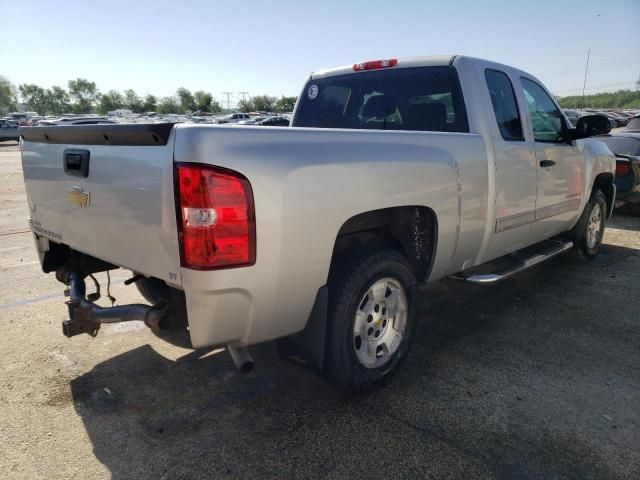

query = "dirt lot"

[1,140,639,479]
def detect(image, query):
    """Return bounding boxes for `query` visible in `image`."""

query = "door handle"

[539,160,556,168]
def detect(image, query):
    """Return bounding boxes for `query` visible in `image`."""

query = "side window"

[485,69,523,141]
[520,78,565,143]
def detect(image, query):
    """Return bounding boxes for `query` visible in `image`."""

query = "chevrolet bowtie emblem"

[67,186,90,208]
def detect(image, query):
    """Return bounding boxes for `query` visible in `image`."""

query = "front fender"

[578,137,616,213]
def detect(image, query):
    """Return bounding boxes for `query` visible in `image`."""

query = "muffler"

[57,267,168,337]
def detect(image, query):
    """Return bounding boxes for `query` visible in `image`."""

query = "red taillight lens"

[176,164,255,269]
[353,58,398,71]
[616,162,630,177]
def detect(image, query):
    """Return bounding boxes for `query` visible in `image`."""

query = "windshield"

[598,136,640,156]
[293,66,468,133]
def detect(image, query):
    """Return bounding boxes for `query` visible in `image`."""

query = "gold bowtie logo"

[67,186,90,208]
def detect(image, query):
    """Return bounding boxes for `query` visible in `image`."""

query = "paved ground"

[1,140,639,479]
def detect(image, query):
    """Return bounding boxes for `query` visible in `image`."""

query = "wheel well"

[593,173,614,216]
[329,206,437,283]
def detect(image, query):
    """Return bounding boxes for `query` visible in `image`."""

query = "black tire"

[135,276,171,305]
[324,250,417,393]
[570,189,607,260]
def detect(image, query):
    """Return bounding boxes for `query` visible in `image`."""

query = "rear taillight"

[616,161,630,177]
[353,58,398,71]
[176,164,255,269]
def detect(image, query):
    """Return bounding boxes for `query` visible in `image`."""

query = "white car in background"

[216,113,251,124]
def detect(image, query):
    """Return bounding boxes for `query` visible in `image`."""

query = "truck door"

[482,68,538,261]
[519,78,585,241]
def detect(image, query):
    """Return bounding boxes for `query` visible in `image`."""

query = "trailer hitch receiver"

[57,267,169,338]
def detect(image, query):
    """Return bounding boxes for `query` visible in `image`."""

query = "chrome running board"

[450,240,574,284]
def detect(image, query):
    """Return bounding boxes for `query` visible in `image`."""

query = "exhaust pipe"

[57,267,168,337]
[227,345,254,373]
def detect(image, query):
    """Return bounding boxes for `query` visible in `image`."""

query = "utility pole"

[579,49,591,112]
[238,91,249,103]
[222,92,233,111]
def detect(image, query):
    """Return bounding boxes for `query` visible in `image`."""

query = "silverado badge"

[67,186,90,208]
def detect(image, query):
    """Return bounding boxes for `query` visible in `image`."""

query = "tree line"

[0,75,297,116]
[557,89,640,109]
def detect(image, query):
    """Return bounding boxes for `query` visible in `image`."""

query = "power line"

[579,49,591,111]
[222,92,233,110]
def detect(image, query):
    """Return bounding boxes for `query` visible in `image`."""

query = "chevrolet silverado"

[20,55,615,391]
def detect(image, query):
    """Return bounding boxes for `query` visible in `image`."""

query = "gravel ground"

[1,140,639,479]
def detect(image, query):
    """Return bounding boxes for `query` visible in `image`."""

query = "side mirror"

[573,114,611,139]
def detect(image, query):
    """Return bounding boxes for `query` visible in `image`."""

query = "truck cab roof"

[309,55,532,81]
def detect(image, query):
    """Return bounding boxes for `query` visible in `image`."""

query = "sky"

[1,0,639,107]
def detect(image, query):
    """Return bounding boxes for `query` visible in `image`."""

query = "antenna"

[579,49,590,112]
[222,92,233,111]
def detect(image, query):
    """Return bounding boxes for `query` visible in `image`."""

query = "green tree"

[46,86,71,114]
[238,98,253,113]
[209,99,222,114]
[0,76,17,114]
[157,96,181,114]
[123,89,143,112]
[193,90,213,112]
[68,78,99,113]
[557,89,640,109]
[97,90,124,114]
[141,94,158,112]
[276,96,297,113]
[19,84,49,114]
[176,87,194,113]
[251,95,277,112]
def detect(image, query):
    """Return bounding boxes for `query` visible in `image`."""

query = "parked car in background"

[37,116,117,126]
[9,112,29,125]
[235,117,267,125]
[216,113,251,124]
[607,111,629,127]
[597,133,640,215]
[0,119,20,141]
[625,116,640,132]
[256,116,290,126]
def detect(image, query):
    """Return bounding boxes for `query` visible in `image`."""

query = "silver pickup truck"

[21,55,615,391]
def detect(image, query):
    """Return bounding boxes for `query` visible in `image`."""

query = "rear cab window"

[484,69,524,141]
[293,66,469,133]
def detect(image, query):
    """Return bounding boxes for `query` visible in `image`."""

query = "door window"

[485,69,524,141]
[521,78,565,143]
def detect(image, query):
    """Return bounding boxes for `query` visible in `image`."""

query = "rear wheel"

[136,276,191,347]
[324,250,416,393]
[135,276,171,305]
[570,189,607,260]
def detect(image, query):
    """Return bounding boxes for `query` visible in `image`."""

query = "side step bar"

[450,240,574,284]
